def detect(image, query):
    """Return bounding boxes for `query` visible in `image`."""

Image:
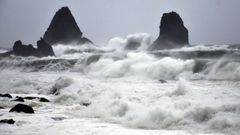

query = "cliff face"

[150,12,189,50]
[43,7,92,45]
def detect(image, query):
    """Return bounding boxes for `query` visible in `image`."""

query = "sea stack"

[43,7,93,45]
[150,12,189,50]
[12,38,55,57]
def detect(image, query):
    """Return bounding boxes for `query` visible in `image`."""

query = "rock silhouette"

[43,7,93,45]
[0,119,15,124]
[12,38,55,57]
[0,93,12,98]
[9,104,34,113]
[150,12,189,50]
[37,38,55,57]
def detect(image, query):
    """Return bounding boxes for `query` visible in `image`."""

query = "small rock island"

[150,12,189,50]
[43,7,93,45]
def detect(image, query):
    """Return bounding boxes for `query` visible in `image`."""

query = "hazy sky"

[0,0,240,48]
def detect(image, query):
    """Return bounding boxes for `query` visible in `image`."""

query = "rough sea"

[0,33,240,135]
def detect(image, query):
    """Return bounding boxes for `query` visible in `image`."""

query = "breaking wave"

[1,33,240,135]
[0,37,240,81]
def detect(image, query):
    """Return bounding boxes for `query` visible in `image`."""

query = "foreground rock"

[23,96,50,102]
[150,12,189,50]
[12,38,55,57]
[0,119,15,124]
[43,6,93,45]
[9,104,34,113]
[0,93,12,98]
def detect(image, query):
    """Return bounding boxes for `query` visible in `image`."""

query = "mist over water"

[0,33,240,135]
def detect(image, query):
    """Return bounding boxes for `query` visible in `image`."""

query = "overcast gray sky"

[0,0,240,48]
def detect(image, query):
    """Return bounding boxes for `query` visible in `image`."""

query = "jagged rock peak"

[43,6,93,45]
[150,11,189,50]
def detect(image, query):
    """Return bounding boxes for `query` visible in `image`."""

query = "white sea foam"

[0,34,240,135]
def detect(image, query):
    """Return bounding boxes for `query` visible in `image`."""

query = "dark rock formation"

[39,97,50,102]
[23,96,50,102]
[37,38,55,57]
[0,119,15,124]
[13,40,38,56]
[43,7,93,45]
[150,12,189,50]
[80,102,91,107]
[0,93,12,98]
[12,38,55,57]
[23,96,38,100]
[9,104,34,113]
[12,97,24,102]
[0,106,4,109]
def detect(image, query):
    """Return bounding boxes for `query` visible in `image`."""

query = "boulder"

[39,97,50,102]
[23,96,50,102]
[9,104,34,113]
[80,102,91,107]
[23,96,38,100]
[0,119,15,124]
[0,93,12,98]
[43,6,93,45]
[150,12,189,50]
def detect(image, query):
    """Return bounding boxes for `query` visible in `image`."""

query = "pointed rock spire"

[150,12,189,50]
[43,7,92,45]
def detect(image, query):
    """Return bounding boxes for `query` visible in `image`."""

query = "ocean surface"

[0,34,240,135]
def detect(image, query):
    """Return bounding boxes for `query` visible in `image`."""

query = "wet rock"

[9,104,34,113]
[81,102,91,107]
[12,97,24,102]
[43,6,93,45]
[0,93,12,98]
[12,38,55,57]
[0,119,15,124]
[37,38,55,57]
[150,12,189,50]
[23,96,50,102]
[13,40,38,56]
[23,96,38,100]
[39,97,50,102]
[0,106,4,109]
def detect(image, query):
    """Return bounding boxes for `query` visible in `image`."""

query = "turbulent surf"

[0,34,240,135]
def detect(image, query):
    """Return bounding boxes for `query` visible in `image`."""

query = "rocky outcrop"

[150,12,189,50]
[23,96,50,102]
[12,38,55,57]
[0,93,12,98]
[9,104,34,113]
[0,119,15,124]
[37,38,55,57]
[13,41,38,56]
[43,7,93,45]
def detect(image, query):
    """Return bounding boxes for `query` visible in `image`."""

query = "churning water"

[0,33,240,135]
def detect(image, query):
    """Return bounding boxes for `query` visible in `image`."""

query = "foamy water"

[0,33,240,135]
